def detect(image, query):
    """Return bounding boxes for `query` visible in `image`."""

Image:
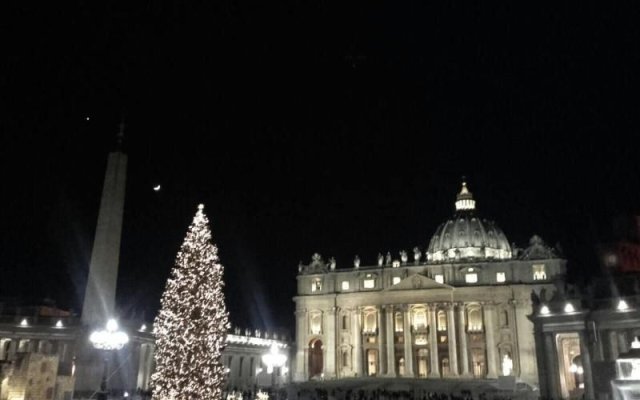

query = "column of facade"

[403,306,415,376]
[377,306,387,376]
[457,304,471,376]
[325,307,337,378]
[483,304,499,378]
[385,305,396,377]
[353,308,363,376]
[294,309,307,381]
[428,305,440,377]
[579,332,595,400]
[608,330,619,360]
[544,333,562,399]
[8,340,17,361]
[446,304,459,376]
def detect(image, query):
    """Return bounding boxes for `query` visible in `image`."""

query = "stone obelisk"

[81,125,127,325]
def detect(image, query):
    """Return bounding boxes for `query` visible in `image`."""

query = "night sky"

[3,2,640,334]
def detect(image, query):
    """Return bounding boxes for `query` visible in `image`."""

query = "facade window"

[434,274,444,284]
[496,272,506,283]
[437,310,447,331]
[342,351,349,367]
[392,277,401,285]
[239,357,244,377]
[342,315,348,330]
[363,279,375,289]
[394,312,404,332]
[465,273,478,283]
[249,358,254,377]
[467,307,483,332]
[415,334,428,345]
[364,312,377,333]
[413,309,427,330]
[398,357,406,376]
[341,281,350,290]
[533,264,547,280]
[311,278,322,292]
[310,313,322,335]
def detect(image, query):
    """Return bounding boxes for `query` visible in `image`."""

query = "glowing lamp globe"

[262,344,287,374]
[90,319,129,350]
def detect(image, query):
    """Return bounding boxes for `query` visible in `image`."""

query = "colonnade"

[297,302,506,381]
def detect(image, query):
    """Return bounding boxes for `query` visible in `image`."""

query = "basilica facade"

[293,182,565,389]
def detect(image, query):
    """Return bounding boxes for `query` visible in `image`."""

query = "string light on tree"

[151,204,230,400]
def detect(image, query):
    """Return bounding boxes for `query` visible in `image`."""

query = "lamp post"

[261,344,287,400]
[89,319,129,400]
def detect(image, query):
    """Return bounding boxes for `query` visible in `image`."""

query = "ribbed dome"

[426,181,512,262]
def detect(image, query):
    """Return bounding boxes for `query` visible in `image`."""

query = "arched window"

[398,357,406,376]
[310,313,322,334]
[394,312,403,332]
[413,309,427,330]
[442,357,450,376]
[437,310,447,331]
[364,311,377,333]
[467,307,483,332]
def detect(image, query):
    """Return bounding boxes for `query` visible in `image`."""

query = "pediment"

[386,273,453,291]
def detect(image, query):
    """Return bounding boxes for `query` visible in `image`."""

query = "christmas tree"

[151,204,230,400]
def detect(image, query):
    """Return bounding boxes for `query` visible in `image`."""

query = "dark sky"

[3,2,640,333]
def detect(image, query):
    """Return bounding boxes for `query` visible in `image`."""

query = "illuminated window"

[363,279,375,289]
[364,312,377,333]
[341,281,350,290]
[437,310,447,331]
[413,309,427,329]
[465,273,478,283]
[434,274,444,284]
[415,334,427,345]
[496,272,506,283]
[310,313,322,334]
[533,264,547,280]
[467,307,483,332]
[394,312,403,332]
[392,277,401,285]
[311,278,322,292]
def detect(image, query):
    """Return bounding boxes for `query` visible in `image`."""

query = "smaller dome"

[427,180,512,262]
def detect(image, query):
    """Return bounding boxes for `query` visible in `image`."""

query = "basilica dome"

[426,181,512,262]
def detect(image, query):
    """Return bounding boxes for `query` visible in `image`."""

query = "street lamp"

[261,344,287,399]
[89,319,129,400]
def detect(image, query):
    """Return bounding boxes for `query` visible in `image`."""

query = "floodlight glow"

[564,303,575,313]
[540,305,550,315]
[617,300,630,311]
[19,319,28,327]
[55,320,63,328]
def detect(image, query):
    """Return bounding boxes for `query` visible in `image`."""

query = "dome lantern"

[455,179,476,212]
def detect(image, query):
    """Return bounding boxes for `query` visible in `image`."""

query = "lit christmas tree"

[151,204,230,400]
